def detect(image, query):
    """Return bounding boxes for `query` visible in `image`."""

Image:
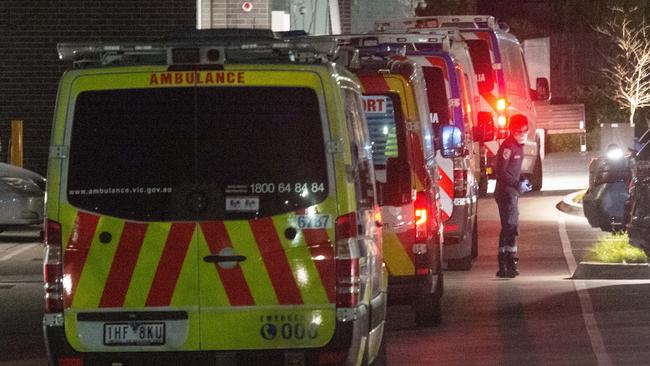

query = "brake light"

[453,159,468,197]
[414,192,430,241]
[496,98,507,111]
[44,219,64,313]
[497,115,507,128]
[496,115,509,139]
[335,213,360,308]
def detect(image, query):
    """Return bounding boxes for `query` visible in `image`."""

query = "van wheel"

[471,219,478,259]
[414,271,443,327]
[531,153,543,191]
[447,255,473,270]
[478,174,488,197]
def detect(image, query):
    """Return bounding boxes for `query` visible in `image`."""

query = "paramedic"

[495,114,531,278]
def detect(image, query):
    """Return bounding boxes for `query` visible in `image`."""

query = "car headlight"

[0,177,41,193]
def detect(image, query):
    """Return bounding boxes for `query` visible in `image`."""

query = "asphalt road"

[3,152,650,365]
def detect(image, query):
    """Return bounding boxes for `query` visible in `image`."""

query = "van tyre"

[531,152,543,191]
[470,219,478,259]
[478,173,488,198]
[414,272,443,327]
[447,254,473,271]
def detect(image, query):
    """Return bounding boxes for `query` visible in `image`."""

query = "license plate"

[103,322,165,346]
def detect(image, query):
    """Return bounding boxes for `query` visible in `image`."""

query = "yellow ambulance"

[43,30,387,366]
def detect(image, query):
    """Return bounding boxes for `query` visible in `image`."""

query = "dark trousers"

[495,186,519,253]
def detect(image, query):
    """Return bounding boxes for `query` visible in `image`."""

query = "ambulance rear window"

[422,67,449,124]
[363,95,403,166]
[68,86,328,221]
[464,39,495,94]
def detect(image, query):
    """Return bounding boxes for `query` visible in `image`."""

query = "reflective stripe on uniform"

[499,245,518,253]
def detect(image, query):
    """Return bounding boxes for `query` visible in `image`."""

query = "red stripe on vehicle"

[437,167,454,198]
[425,57,448,78]
[146,223,194,307]
[200,222,255,306]
[99,222,148,308]
[481,91,498,111]
[358,74,390,93]
[441,210,450,222]
[301,228,335,303]
[64,212,100,307]
[396,230,416,267]
[250,218,304,305]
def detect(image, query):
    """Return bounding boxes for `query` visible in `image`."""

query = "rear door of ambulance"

[58,66,337,353]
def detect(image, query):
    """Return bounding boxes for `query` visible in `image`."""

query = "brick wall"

[200,0,270,29]
[0,1,196,175]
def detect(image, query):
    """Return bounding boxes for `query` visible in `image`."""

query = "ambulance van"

[375,16,550,195]
[355,55,445,326]
[43,30,387,366]
[339,33,482,270]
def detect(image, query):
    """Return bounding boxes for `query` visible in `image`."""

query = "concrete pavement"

[386,152,650,365]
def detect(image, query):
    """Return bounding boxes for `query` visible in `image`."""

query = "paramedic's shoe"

[496,253,508,278]
[506,254,519,277]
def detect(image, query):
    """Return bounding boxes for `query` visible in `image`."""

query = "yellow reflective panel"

[382,232,415,276]
[72,216,123,309]
[123,222,172,308]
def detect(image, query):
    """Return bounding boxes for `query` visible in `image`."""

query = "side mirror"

[440,125,463,158]
[534,77,550,101]
[383,158,412,205]
[474,111,496,142]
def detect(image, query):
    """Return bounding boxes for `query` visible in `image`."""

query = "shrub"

[586,233,647,263]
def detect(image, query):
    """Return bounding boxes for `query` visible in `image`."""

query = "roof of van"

[58,29,340,69]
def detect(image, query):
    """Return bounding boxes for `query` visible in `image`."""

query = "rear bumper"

[0,193,43,225]
[44,310,370,366]
[583,182,629,231]
[387,274,434,305]
[443,198,476,260]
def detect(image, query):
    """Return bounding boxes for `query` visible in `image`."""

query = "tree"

[595,6,650,127]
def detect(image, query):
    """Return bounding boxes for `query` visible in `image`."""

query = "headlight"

[0,177,41,193]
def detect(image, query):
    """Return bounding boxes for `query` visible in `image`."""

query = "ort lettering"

[363,97,386,113]
[430,112,439,123]
[476,73,486,83]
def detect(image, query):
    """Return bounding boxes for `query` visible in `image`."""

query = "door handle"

[203,255,247,263]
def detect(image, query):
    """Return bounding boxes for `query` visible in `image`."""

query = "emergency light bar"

[375,15,500,32]
[58,37,338,67]
[308,33,454,56]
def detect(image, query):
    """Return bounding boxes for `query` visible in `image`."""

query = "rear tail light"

[335,213,360,308]
[496,98,507,111]
[496,115,508,139]
[453,159,468,197]
[414,191,430,241]
[44,219,64,313]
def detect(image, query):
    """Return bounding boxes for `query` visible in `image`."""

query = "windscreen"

[464,39,496,94]
[422,67,450,125]
[68,87,328,221]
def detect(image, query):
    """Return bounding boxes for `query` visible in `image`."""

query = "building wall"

[350,0,413,33]
[198,0,271,29]
[0,1,196,175]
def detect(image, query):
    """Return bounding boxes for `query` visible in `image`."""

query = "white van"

[375,15,550,194]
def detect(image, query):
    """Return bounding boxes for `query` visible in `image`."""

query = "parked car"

[0,162,45,232]
[583,144,631,232]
